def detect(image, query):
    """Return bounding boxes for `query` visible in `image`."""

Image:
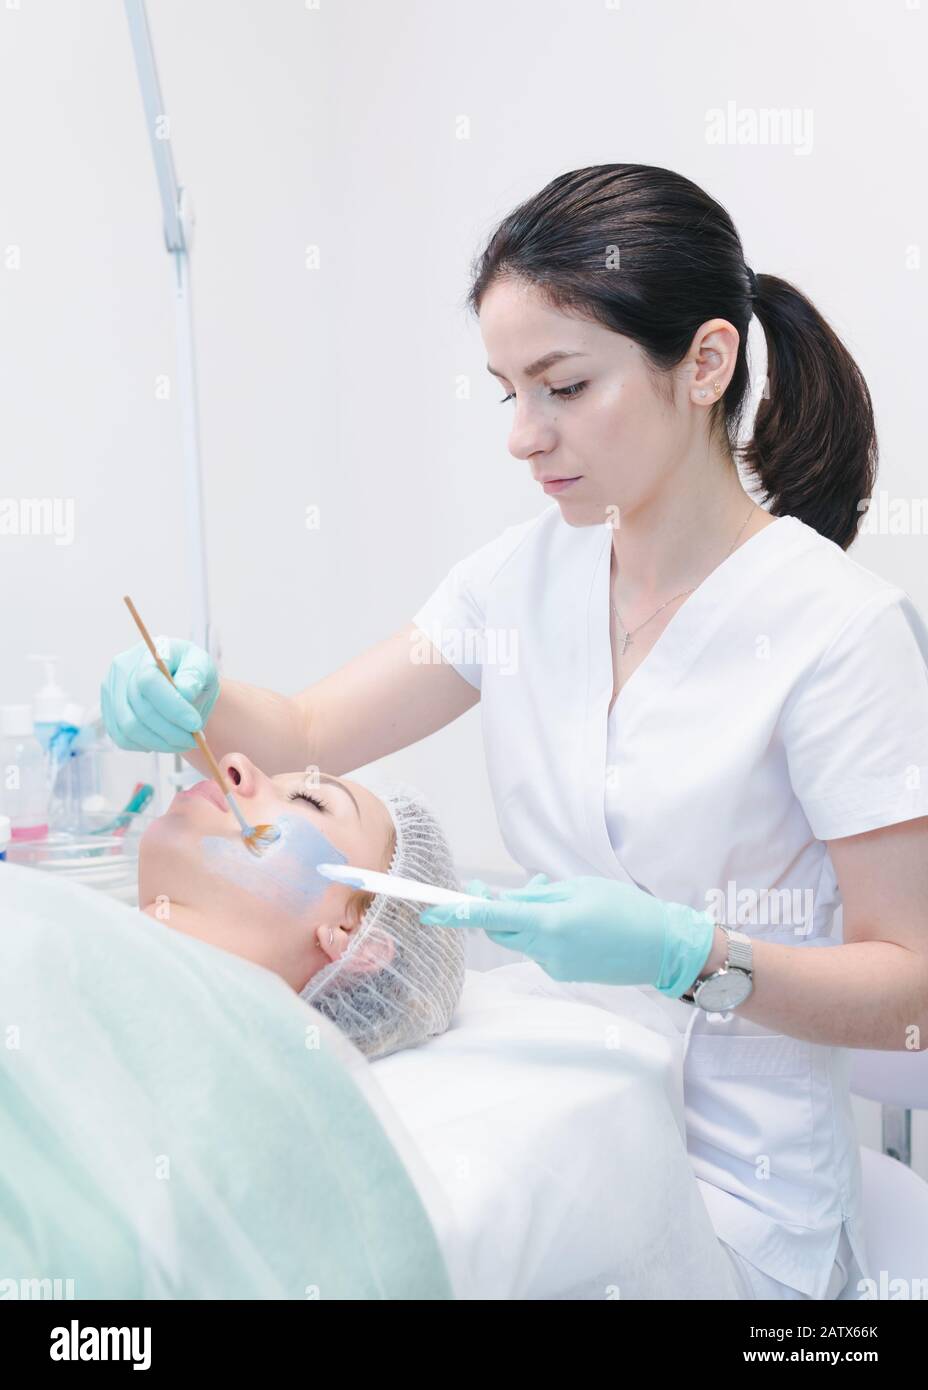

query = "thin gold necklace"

[611,503,758,657]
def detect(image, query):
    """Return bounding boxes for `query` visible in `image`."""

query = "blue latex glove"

[100,638,220,754]
[420,873,717,997]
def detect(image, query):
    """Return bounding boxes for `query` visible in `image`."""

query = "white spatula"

[316,862,490,907]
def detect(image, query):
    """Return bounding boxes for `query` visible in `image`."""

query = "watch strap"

[682,928,753,1004]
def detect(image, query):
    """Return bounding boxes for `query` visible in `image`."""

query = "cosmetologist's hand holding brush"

[122,595,281,856]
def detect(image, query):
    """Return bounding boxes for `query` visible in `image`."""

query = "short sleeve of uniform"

[780,588,928,839]
[411,517,541,691]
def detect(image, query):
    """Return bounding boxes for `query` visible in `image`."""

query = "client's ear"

[314,889,396,975]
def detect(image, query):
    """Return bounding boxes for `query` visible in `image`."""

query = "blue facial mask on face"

[201,814,349,915]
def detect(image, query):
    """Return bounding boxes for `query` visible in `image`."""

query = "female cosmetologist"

[102,165,928,1301]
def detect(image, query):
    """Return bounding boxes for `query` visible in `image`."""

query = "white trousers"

[720,1225,863,1300]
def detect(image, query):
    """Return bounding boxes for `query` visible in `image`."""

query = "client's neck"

[139,897,211,936]
[138,897,325,994]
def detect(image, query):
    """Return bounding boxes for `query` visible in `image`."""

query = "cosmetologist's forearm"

[182,678,315,779]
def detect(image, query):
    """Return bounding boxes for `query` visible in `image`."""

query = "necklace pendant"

[620,631,632,655]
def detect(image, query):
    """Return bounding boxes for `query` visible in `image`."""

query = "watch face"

[699,968,752,1011]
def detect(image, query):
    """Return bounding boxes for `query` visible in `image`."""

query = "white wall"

[2,0,927,1170]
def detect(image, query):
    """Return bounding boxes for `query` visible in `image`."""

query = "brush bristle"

[243,823,281,856]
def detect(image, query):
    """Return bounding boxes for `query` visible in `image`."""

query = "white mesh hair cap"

[299,780,466,1061]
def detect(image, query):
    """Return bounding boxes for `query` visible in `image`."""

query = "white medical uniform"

[412,506,928,1300]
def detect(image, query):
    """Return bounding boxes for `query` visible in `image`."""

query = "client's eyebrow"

[315,772,362,823]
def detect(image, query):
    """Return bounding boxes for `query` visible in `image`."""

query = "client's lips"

[539,475,581,495]
[176,780,228,812]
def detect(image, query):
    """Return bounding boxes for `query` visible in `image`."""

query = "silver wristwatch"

[681,927,754,1010]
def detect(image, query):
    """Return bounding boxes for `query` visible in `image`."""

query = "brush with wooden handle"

[122,595,281,855]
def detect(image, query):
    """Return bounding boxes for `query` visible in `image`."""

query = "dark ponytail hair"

[466,164,876,551]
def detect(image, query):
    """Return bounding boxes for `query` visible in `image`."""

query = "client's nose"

[218,752,262,797]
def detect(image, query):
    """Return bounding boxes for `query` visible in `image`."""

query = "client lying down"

[138,753,465,1060]
[0,759,741,1299]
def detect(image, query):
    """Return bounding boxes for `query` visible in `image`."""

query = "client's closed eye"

[289,790,328,813]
